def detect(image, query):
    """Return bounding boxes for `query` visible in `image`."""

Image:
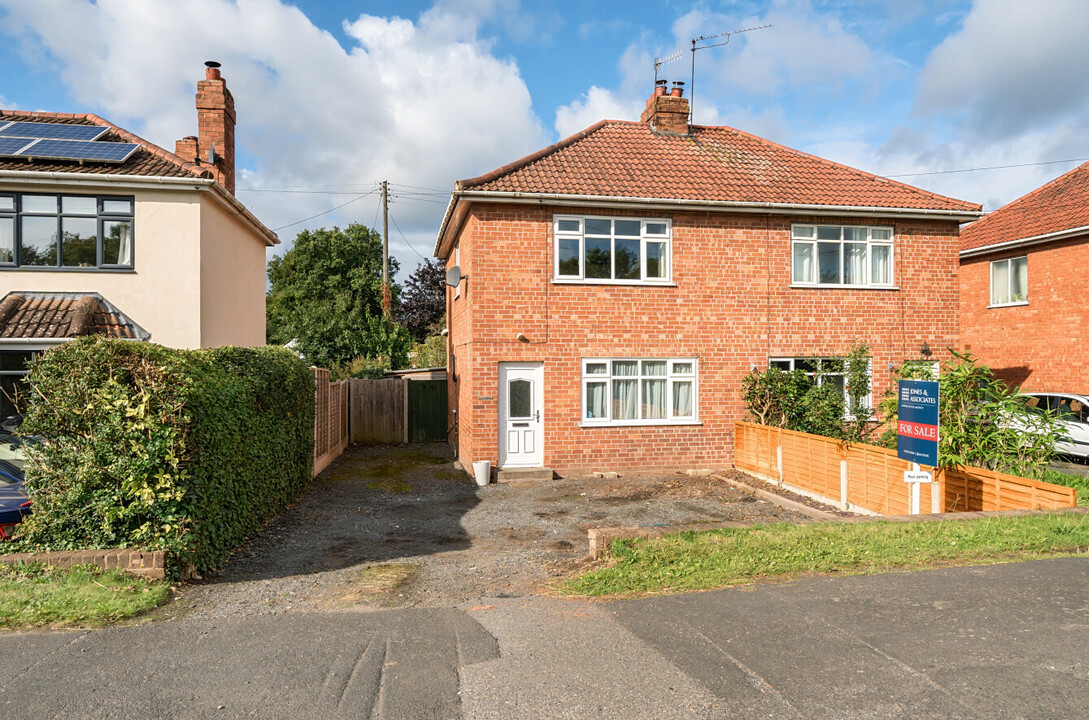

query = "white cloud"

[914,0,1089,141]
[0,0,549,270]
[554,86,644,138]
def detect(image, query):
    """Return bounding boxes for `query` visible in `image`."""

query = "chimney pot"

[205,60,222,80]
[654,79,668,97]
[671,81,685,98]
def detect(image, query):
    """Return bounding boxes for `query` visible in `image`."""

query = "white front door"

[499,362,544,468]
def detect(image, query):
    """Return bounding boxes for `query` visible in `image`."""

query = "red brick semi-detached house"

[960,160,1089,390]
[434,83,982,479]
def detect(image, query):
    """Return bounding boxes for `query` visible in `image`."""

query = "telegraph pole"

[380,180,391,315]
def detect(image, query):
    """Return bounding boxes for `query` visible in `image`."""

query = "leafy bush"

[12,337,314,574]
[408,335,446,369]
[742,367,846,438]
[876,350,1060,478]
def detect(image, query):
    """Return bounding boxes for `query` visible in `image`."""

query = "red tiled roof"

[0,111,209,179]
[0,292,149,340]
[960,160,1089,252]
[457,120,981,213]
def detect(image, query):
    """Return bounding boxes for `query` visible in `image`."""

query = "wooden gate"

[407,379,448,442]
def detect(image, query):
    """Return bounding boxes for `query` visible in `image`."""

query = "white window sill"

[580,420,702,428]
[988,301,1029,309]
[790,284,899,291]
[553,278,676,287]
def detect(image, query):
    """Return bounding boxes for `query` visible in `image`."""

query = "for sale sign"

[897,380,939,467]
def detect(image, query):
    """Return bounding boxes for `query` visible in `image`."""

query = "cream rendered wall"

[0,182,204,348]
[198,193,267,347]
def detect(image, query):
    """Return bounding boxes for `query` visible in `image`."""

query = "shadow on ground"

[205,443,476,584]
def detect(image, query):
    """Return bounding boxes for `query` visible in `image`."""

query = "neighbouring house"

[434,81,982,476]
[0,62,277,420]
[960,160,1089,390]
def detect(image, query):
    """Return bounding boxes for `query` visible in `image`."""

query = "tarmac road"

[4,557,1088,719]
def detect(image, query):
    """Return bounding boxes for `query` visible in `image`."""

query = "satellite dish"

[445,266,462,288]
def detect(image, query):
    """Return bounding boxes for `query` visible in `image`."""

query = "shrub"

[877,350,1059,478]
[741,367,845,438]
[12,337,314,574]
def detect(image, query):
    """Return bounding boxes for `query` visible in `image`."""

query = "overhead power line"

[389,211,431,263]
[885,156,1089,178]
[271,188,378,232]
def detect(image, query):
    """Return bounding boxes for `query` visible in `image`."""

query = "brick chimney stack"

[184,61,236,194]
[640,80,689,135]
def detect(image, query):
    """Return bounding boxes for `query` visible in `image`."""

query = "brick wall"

[449,203,962,473]
[961,235,1088,391]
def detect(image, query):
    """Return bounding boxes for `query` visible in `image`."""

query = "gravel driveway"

[169,444,812,619]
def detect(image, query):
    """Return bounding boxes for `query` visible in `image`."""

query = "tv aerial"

[653,24,771,124]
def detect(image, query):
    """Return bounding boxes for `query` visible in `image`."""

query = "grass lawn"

[562,513,1089,598]
[0,563,171,630]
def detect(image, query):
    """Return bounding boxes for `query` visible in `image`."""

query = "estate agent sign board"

[897,380,939,467]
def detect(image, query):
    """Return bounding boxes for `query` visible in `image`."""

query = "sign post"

[897,379,939,514]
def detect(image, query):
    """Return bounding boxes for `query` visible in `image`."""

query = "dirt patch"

[169,445,824,619]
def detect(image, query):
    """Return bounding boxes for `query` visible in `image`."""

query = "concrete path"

[4,558,1089,718]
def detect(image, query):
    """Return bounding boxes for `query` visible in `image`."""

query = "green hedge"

[13,337,314,574]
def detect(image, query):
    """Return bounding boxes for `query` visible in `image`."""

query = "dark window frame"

[0,192,134,271]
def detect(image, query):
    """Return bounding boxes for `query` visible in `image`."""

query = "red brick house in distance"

[435,83,981,478]
[960,160,1089,390]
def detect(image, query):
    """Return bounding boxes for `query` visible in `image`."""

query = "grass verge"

[562,514,1089,598]
[0,563,171,630]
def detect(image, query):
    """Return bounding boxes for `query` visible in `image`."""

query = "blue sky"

[2,0,1088,279]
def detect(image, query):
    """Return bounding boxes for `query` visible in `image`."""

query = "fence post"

[776,443,784,488]
[839,459,848,511]
[931,469,942,514]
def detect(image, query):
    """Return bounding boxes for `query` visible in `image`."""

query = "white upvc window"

[769,356,872,415]
[582,358,697,425]
[791,224,894,288]
[990,255,1027,306]
[554,215,671,284]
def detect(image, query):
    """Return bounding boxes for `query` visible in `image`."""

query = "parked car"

[0,431,30,539]
[1016,393,1089,462]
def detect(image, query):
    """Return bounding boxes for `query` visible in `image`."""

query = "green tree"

[266,224,409,368]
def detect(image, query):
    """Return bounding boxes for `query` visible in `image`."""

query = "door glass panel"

[509,379,532,418]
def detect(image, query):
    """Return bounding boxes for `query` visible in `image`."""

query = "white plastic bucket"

[472,460,491,487]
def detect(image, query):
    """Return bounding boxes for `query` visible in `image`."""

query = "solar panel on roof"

[16,139,138,163]
[0,121,108,141]
[0,137,34,157]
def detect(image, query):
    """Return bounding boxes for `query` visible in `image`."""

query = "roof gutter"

[0,169,279,247]
[959,223,1089,259]
[434,189,983,257]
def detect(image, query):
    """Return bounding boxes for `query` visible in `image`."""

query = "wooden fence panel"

[313,368,349,477]
[348,377,405,444]
[733,421,1076,515]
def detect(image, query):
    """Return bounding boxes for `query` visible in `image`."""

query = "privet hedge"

[14,337,314,574]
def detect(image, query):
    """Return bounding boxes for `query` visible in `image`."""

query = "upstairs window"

[554,215,671,284]
[990,256,1027,306]
[0,193,134,270]
[791,224,894,287]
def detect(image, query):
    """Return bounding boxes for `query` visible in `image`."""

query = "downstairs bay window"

[582,358,697,426]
